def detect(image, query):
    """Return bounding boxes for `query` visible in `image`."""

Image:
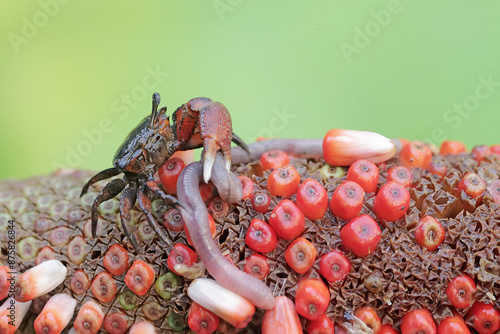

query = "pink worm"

[177,155,276,310]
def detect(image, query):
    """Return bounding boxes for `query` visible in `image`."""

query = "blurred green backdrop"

[1,0,499,179]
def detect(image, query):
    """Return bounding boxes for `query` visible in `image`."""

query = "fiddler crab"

[81,93,249,250]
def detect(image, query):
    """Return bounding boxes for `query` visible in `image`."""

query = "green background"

[1,0,499,179]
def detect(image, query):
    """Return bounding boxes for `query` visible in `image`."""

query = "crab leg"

[91,179,127,237]
[119,184,140,251]
[146,178,182,209]
[137,185,173,249]
[80,167,120,196]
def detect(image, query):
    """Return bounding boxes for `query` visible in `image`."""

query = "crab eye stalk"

[150,92,166,127]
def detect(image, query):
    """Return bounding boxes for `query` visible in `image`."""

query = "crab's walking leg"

[119,183,140,252]
[137,185,172,248]
[91,179,126,237]
[80,167,120,196]
[146,178,183,209]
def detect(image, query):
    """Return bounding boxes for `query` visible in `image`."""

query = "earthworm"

[177,155,276,310]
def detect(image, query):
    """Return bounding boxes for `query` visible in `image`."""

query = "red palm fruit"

[207,197,229,220]
[491,144,500,158]
[471,145,492,164]
[284,237,317,274]
[340,215,381,257]
[188,302,220,334]
[167,243,197,276]
[466,301,500,334]
[244,253,270,280]
[129,322,156,334]
[245,218,278,253]
[347,159,379,193]
[437,315,470,334]
[323,129,396,166]
[445,273,476,309]
[34,293,77,334]
[440,140,467,155]
[124,260,155,296]
[269,199,305,240]
[69,270,91,295]
[487,180,500,204]
[414,216,445,251]
[251,192,272,213]
[400,309,436,334]
[458,172,486,199]
[158,157,185,195]
[163,208,185,232]
[355,307,381,334]
[0,266,9,300]
[427,158,447,181]
[260,150,290,170]
[238,175,254,199]
[329,181,365,220]
[35,246,56,265]
[318,250,351,282]
[262,295,303,334]
[0,297,31,334]
[400,141,432,169]
[267,165,301,198]
[306,314,335,334]
[387,166,412,188]
[296,178,328,220]
[374,181,410,222]
[14,260,67,302]
[103,312,130,334]
[200,183,215,202]
[103,244,129,276]
[380,324,399,334]
[91,271,117,303]
[185,214,216,246]
[73,300,105,334]
[295,278,330,321]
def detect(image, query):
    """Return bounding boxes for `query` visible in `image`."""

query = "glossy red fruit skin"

[267,165,301,198]
[437,316,470,334]
[330,181,365,221]
[284,237,317,274]
[487,180,500,205]
[379,323,399,334]
[238,175,254,199]
[440,140,467,155]
[306,314,335,334]
[340,215,381,257]
[167,243,197,276]
[373,181,410,223]
[318,250,351,283]
[471,145,492,164]
[295,278,330,321]
[103,244,129,276]
[124,259,155,296]
[355,307,381,334]
[466,301,500,334]
[199,183,215,202]
[188,302,220,334]
[245,218,278,253]
[458,172,486,199]
[387,166,412,188]
[400,309,436,334]
[400,141,432,169]
[159,157,185,195]
[347,159,379,193]
[260,150,290,171]
[427,158,447,181]
[244,253,270,280]
[251,193,272,213]
[445,273,476,309]
[262,295,303,334]
[296,178,328,220]
[491,144,500,158]
[91,271,117,303]
[269,199,305,240]
[414,216,445,251]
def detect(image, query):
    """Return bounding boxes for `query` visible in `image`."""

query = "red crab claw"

[173,98,248,183]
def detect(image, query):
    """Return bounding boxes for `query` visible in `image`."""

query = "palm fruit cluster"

[1,139,500,333]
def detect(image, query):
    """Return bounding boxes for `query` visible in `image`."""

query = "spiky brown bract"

[1,152,500,333]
